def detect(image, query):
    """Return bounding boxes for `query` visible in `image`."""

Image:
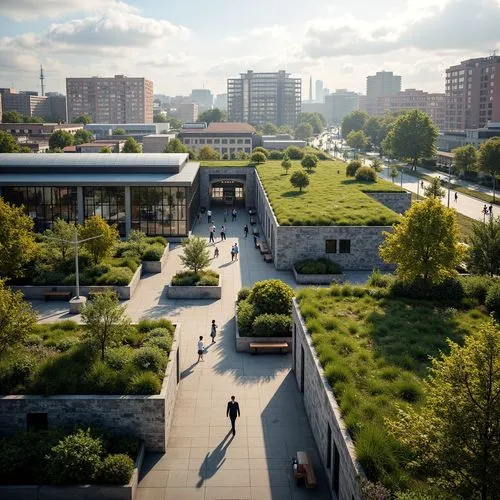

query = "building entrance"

[210,180,245,206]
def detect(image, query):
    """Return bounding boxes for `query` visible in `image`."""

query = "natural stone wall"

[365,191,411,215]
[292,300,362,500]
[293,266,345,285]
[255,172,279,260]
[0,325,181,452]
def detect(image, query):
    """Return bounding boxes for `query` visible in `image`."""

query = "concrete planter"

[141,243,169,274]
[292,265,345,285]
[166,277,221,299]
[0,325,181,452]
[0,442,145,500]
[11,265,143,301]
[235,302,292,353]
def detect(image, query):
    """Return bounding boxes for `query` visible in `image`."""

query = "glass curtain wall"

[83,187,126,236]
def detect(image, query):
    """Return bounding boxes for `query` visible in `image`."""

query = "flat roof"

[180,122,256,134]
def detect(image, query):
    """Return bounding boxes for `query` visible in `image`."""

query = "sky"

[0,0,499,99]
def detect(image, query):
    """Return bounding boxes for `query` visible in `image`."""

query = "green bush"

[127,371,161,394]
[237,287,251,303]
[485,283,500,316]
[96,267,133,286]
[198,273,219,286]
[115,257,139,272]
[461,275,496,304]
[248,279,294,315]
[346,160,362,177]
[105,346,133,369]
[390,277,464,302]
[295,258,341,274]
[48,428,103,484]
[284,146,304,160]
[97,454,134,484]
[132,346,165,373]
[136,318,174,333]
[151,236,167,246]
[252,313,291,337]
[268,150,284,160]
[237,300,257,336]
[368,269,395,288]
[107,436,140,458]
[84,361,121,393]
[171,270,219,286]
[141,244,164,261]
[146,327,171,338]
[147,336,173,352]
[355,166,377,182]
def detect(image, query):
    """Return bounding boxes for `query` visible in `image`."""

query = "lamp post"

[447,162,453,208]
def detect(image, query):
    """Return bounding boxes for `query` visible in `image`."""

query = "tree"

[278,125,293,135]
[380,197,465,285]
[281,153,291,174]
[251,151,267,164]
[382,109,438,169]
[260,123,278,135]
[73,129,94,145]
[123,137,141,153]
[198,108,227,124]
[346,160,362,177]
[290,170,309,192]
[387,317,500,499]
[44,218,75,260]
[294,122,313,140]
[100,146,112,153]
[390,166,398,183]
[346,130,368,151]
[0,279,37,357]
[164,138,188,153]
[153,113,167,123]
[424,177,445,199]
[79,215,119,264]
[298,112,325,134]
[468,216,500,276]
[2,110,24,123]
[166,116,182,130]
[19,146,31,153]
[197,146,220,160]
[179,236,210,273]
[112,128,127,136]
[49,130,74,150]
[371,158,383,172]
[72,114,92,124]
[0,131,20,152]
[252,147,269,158]
[301,154,318,173]
[478,137,500,202]
[81,290,131,360]
[453,144,477,176]
[341,110,369,138]
[0,197,38,279]
[363,116,385,150]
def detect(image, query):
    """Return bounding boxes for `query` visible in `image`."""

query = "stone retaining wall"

[141,243,169,274]
[292,300,362,500]
[292,266,345,285]
[0,325,181,452]
[365,191,411,214]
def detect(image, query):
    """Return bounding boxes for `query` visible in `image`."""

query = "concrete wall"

[292,266,345,285]
[255,173,279,261]
[0,325,181,452]
[166,279,221,299]
[365,191,411,215]
[292,300,362,500]
[141,243,169,274]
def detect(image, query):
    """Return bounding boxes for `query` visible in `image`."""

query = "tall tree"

[49,130,74,150]
[179,236,210,273]
[0,131,20,152]
[1,110,24,123]
[363,116,384,150]
[72,114,92,124]
[453,144,477,176]
[298,112,324,134]
[382,109,437,169]
[380,197,465,285]
[294,122,313,140]
[122,137,141,153]
[290,170,309,192]
[198,108,227,124]
[346,130,368,151]
[424,177,445,199]
[73,129,94,145]
[197,146,220,160]
[44,218,75,260]
[164,138,188,153]
[79,215,119,264]
[388,317,500,500]
[341,110,369,139]
[478,137,500,202]
[468,216,500,276]
[0,197,38,279]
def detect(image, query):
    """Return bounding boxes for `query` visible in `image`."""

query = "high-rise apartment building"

[315,80,324,103]
[227,70,301,127]
[66,75,153,124]
[190,89,213,113]
[325,89,359,124]
[366,71,401,116]
[214,93,228,111]
[445,55,500,131]
[0,89,67,122]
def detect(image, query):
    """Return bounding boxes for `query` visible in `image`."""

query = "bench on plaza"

[294,451,317,489]
[44,291,72,302]
[249,342,288,354]
[263,253,273,263]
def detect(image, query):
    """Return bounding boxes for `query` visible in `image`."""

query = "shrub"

[346,160,362,177]
[141,244,164,261]
[237,287,251,303]
[132,346,165,373]
[248,279,294,315]
[105,346,133,369]
[116,257,139,272]
[268,150,284,160]
[356,166,377,182]
[252,146,269,158]
[127,371,161,394]
[197,273,219,286]
[171,270,219,286]
[136,318,174,333]
[461,275,496,304]
[237,300,257,335]
[151,236,167,246]
[390,277,464,302]
[96,267,133,286]
[368,269,394,288]
[107,436,140,458]
[251,151,267,164]
[146,327,171,338]
[48,428,103,484]
[284,146,304,160]
[84,360,120,393]
[295,258,341,274]
[485,283,500,316]
[147,336,173,352]
[97,454,134,484]
[252,313,291,337]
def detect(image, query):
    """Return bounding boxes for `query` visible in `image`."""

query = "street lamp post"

[447,162,453,208]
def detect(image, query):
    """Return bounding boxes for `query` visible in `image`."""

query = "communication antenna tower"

[40,65,45,96]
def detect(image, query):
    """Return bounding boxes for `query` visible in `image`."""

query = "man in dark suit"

[226,395,240,436]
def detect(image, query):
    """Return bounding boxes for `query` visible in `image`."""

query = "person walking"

[197,336,204,362]
[226,395,240,436]
[253,233,258,248]
[243,224,249,238]
[231,208,237,221]
[454,192,458,202]
[209,227,215,243]
[220,225,226,240]
[210,319,218,344]
[420,180,424,189]
[231,244,236,262]
[234,243,239,261]
[214,246,219,259]
[207,209,212,224]
[489,204,493,216]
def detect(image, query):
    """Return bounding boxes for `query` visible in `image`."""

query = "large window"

[2,186,77,232]
[84,187,125,235]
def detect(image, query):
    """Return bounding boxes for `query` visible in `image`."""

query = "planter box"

[11,265,142,301]
[0,325,181,452]
[166,277,221,299]
[293,265,345,285]
[141,243,169,274]
[0,442,145,500]
[235,302,292,353]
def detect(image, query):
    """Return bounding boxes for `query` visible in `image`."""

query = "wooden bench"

[44,291,72,302]
[295,451,317,489]
[249,342,288,354]
[263,253,273,263]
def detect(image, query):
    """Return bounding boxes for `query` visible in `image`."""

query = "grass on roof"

[256,160,404,226]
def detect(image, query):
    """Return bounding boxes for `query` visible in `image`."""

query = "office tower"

[445,55,500,130]
[366,71,401,116]
[214,93,228,111]
[325,89,359,124]
[227,70,301,127]
[315,80,324,103]
[190,89,213,112]
[66,75,153,123]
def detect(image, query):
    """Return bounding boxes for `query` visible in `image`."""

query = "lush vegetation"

[171,269,219,286]
[237,279,293,337]
[294,258,342,275]
[0,427,139,485]
[255,160,403,226]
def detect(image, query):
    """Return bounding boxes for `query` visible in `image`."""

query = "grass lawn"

[256,160,404,226]
[297,284,488,489]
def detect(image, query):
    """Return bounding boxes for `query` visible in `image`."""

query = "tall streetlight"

[447,162,454,208]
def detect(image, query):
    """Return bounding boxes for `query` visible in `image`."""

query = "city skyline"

[1,0,499,97]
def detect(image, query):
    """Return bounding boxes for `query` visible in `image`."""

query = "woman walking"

[197,336,205,362]
[210,320,218,344]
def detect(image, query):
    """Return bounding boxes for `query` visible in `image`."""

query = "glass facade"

[84,187,126,236]
[2,186,77,232]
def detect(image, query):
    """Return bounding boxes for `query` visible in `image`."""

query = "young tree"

[294,122,313,140]
[252,146,269,158]
[346,160,362,177]
[235,150,250,160]
[251,151,267,164]
[1,110,24,123]
[197,146,220,160]
[164,138,188,153]
[467,216,500,276]
[44,218,75,260]
[179,236,210,273]
[123,137,141,153]
[388,317,500,499]
[72,114,92,124]
[424,177,445,199]
[81,290,131,360]
[363,116,385,150]
[380,197,465,285]
[73,129,94,145]
[0,131,20,152]
[281,153,292,174]
[346,130,368,151]
[301,154,318,173]
[0,197,38,279]
[452,144,477,176]
[341,110,369,138]
[478,137,500,202]
[371,158,383,172]
[79,215,119,264]
[290,170,309,192]
[112,128,127,136]
[382,109,438,169]
[390,166,398,183]
[0,279,37,357]
[49,130,74,150]
[166,116,182,130]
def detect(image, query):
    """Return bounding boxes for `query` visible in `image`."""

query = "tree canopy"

[197,145,220,160]
[346,130,368,150]
[44,218,75,261]
[467,216,500,276]
[112,128,127,136]
[251,151,267,164]
[153,113,167,123]
[179,236,210,273]
[1,110,24,123]
[478,137,500,202]
[100,146,112,153]
[301,154,318,173]
[122,137,141,153]
[72,114,92,124]
[298,112,325,134]
[49,130,74,150]
[424,177,445,199]
[198,108,227,124]
[164,138,188,153]
[73,129,94,145]
[258,123,279,135]
[341,110,369,138]
[294,122,313,140]
[0,131,20,152]
[453,144,477,176]
[79,215,119,264]
[290,170,309,192]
